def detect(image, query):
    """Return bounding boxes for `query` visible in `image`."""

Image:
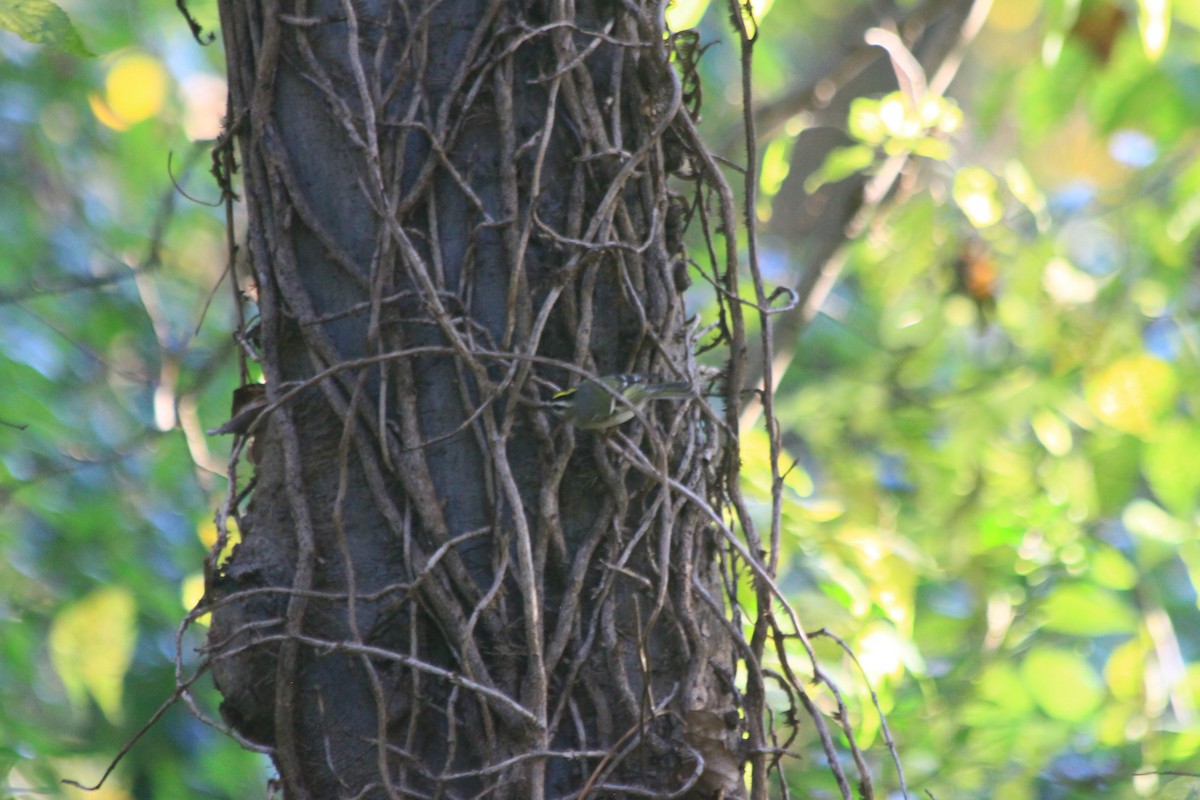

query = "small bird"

[549,374,692,430]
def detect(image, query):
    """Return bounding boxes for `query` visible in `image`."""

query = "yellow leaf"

[1085,354,1178,436]
[988,0,1040,32]
[181,573,210,627]
[1104,638,1148,701]
[198,515,240,565]
[103,52,168,127]
[49,588,137,724]
[86,93,128,132]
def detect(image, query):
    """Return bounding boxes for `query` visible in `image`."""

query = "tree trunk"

[206,0,743,797]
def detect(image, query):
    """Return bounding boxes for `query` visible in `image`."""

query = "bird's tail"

[647,381,692,399]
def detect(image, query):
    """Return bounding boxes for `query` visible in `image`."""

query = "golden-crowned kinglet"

[550,374,692,430]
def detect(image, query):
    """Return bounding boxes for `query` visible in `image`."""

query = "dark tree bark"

[205,0,744,797]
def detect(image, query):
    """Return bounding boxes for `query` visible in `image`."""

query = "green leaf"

[953,166,1003,228]
[1104,639,1148,700]
[1122,498,1189,544]
[1022,646,1104,721]
[1085,354,1178,437]
[1031,409,1073,456]
[1004,159,1048,226]
[0,747,17,783]
[1143,418,1200,516]
[1160,777,1200,800]
[48,587,137,723]
[911,137,953,161]
[1091,547,1138,590]
[760,134,795,197]
[847,96,885,144]
[973,661,1035,717]
[804,144,875,193]
[0,0,93,56]
[1040,583,1137,636]
[1088,433,1139,515]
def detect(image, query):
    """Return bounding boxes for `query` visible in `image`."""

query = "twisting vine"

[174,0,912,798]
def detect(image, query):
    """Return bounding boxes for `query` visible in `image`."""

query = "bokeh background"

[2,0,1199,797]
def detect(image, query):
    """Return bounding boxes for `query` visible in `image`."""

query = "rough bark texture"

[205,1,743,797]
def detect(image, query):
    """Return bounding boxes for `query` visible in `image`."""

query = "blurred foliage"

[0,0,93,57]
[0,0,265,797]
[686,0,1200,797]
[2,0,1200,798]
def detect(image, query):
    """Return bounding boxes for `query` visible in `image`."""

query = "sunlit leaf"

[1122,498,1188,544]
[953,167,1003,228]
[804,144,875,193]
[1042,0,1083,65]
[1095,702,1135,746]
[975,661,1035,715]
[920,95,962,133]
[1022,646,1104,721]
[740,427,813,503]
[1103,638,1147,701]
[848,96,885,144]
[1162,723,1200,760]
[987,0,1040,33]
[1031,409,1072,456]
[101,52,169,128]
[802,498,844,522]
[1040,583,1137,636]
[1143,418,1200,516]
[1160,777,1200,800]
[878,94,914,138]
[744,0,774,25]
[1084,354,1178,436]
[181,573,209,626]
[857,623,921,682]
[1091,547,1138,590]
[911,137,953,160]
[48,587,137,724]
[1042,257,1098,304]
[1088,432,1139,515]
[87,92,130,131]
[1136,0,1170,61]
[760,134,794,197]
[1004,159,1048,225]
[197,515,241,566]
[0,0,91,56]
[665,0,709,31]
